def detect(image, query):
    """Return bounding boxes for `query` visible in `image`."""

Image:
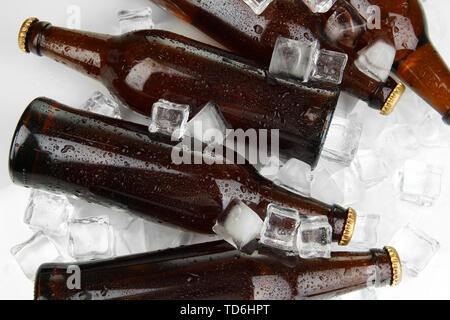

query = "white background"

[0,0,449,300]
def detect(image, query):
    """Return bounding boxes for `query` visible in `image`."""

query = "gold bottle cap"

[381,82,406,116]
[385,246,402,287]
[18,17,39,53]
[339,207,356,246]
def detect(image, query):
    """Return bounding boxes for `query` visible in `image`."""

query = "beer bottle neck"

[259,182,355,245]
[302,247,399,298]
[395,42,450,124]
[21,19,111,80]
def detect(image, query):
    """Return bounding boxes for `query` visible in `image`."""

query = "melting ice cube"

[149,99,190,140]
[390,13,419,51]
[296,215,332,259]
[242,0,274,15]
[348,213,380,249]
[302,0,337,13]
[322,115,362,166]
[24,190,73,236]
[276,159,313,196]
[416,111,449,148]
[397,160,443,207]
[353,149,388,188]
[312,49,348,85]
[269,37,319,82]
[11,232,62,280]
[390,225,440,277]
[68,216,114,260]
[118,7,154,34]
[335,92,359,117]
[377,125,419,161]
[354,40,396,82]
[311,166,363,206]
[114,218,147,256]
[213,199,263,250]
[260,204,300,251]
[144,220,195,252]
[270,37,348,85]
[186,101,230,147]
[82,91,122,119]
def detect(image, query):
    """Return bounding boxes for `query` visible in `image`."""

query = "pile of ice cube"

[10,4,448,301]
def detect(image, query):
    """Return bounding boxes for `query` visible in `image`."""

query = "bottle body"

[151,0,401,111]
[350,0,450,122]
[9,98,350,241]
[34,240,396,300]
[151,0,450,122]
[24,21,340,167]
[376,0,450,123]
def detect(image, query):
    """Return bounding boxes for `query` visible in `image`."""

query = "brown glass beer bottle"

[18,18,342,167]
[34,240,402,300]
[149,0,405,114]
[150,0,450,123]
[367,0,450,124]
[9,97,356,245]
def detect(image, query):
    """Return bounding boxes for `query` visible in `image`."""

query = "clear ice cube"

[390,225,440,277]
[416,111,449,147]
[144,221,194,252]
[302,0,337,13]
[270,36,347,84]
[311,49,348,85]
[213,200,264,250]
[335,92,359,118]
[296,215,332,259]
[69,198,135,230]
[186,101,230,147]
[353,149,388,188]
[349,214,380,249]
[114,218,147,256]
[118,7,154,34]
[397,160,443,207]
[391,88,428,125]
[260,204,300,251]
[68,216,114,260]
[276,159,313,196]
[11,232,62,280]
[322,115,362,166]
[311,166,363,206]
[242,0,274,15]
[82,91,122,119]
[377,125,419,161]
[24,190,73,236]
[354,40,396,82]
[269,37,319,82]
[149,99,190,140]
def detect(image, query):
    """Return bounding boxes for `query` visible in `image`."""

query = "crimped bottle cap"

[385,246,402,286]
[381,82,406,115]
[18,17,39,53]
[339,207,356,246]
